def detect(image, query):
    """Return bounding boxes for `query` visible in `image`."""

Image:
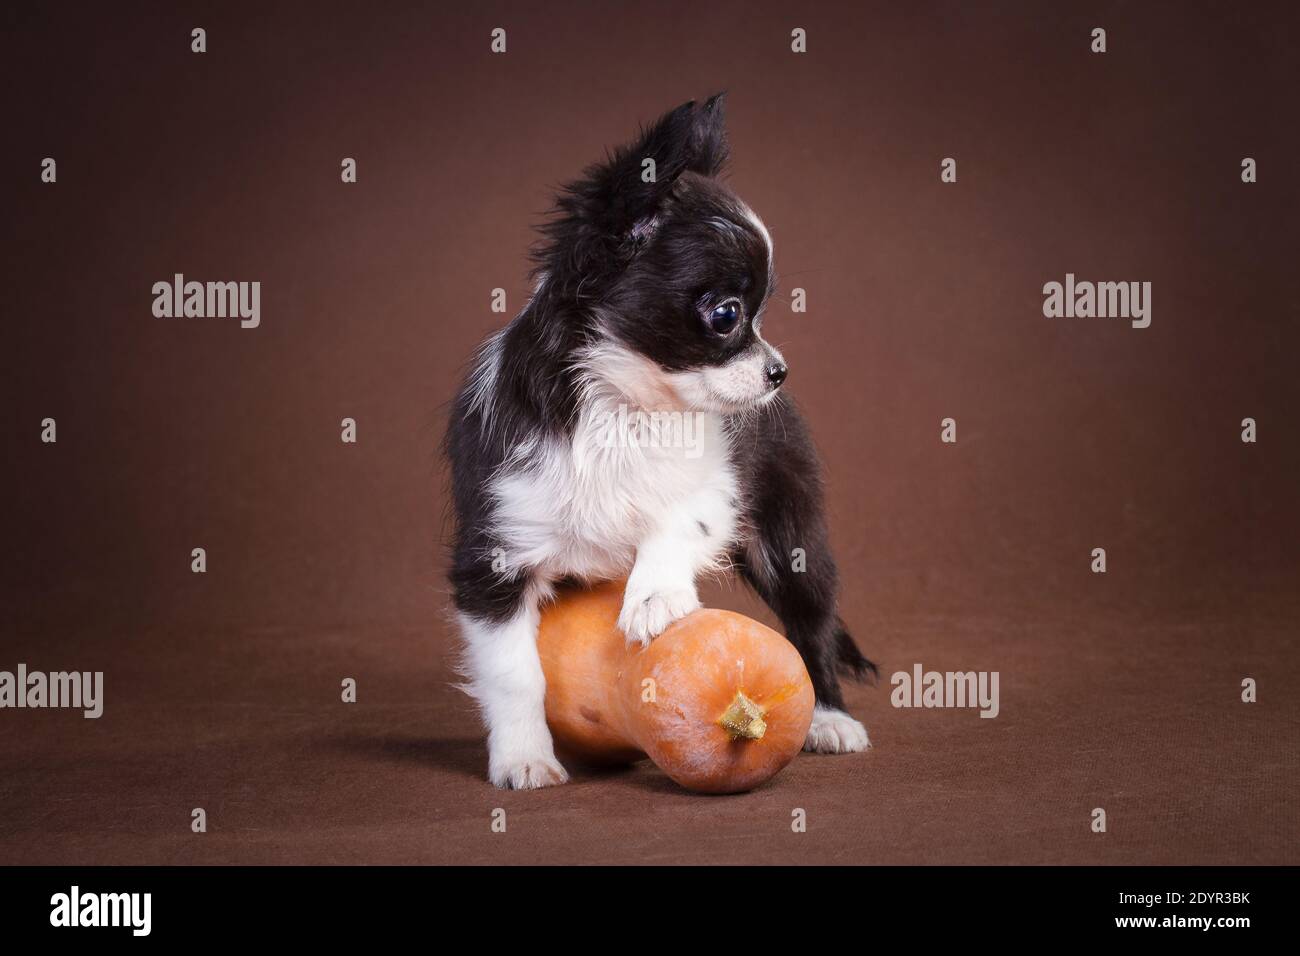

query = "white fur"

[464,272,548,433]
[463,330,504,427]
[487,345,742,591]
[738,201,774,274]
[461,345,745,785]
[459,593,568,789]
[459,226,795,787]
[804,706,871,754]
[618,556,701,646]
[666,341,785,412]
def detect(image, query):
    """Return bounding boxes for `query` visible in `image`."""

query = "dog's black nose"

[766,363,788,388]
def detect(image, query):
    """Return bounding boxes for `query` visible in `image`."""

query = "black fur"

[726,399,877,709]
[446,93,873,715]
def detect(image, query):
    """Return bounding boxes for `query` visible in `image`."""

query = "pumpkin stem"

[718,691,767,740]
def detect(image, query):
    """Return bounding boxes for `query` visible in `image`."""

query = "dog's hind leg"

[734,467,876,754]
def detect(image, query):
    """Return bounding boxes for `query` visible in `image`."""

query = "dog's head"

[536,94,786,414]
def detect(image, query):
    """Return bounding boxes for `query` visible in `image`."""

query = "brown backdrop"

[2,0,1297,864]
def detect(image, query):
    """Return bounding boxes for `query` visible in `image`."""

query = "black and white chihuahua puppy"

[446,94,875,788]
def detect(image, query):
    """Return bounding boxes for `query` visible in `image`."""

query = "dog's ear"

[688,92,729,177]
[599,95,729,232]
[536,95,731,279]
[616,93,729,212]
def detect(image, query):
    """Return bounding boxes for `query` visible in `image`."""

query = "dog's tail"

[834,618,878,684]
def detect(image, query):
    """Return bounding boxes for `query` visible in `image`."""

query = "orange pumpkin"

[537,581,815,793]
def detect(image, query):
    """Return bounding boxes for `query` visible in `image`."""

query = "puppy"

[446,94,875,788]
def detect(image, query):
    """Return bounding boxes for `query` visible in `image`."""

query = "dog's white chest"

[490,409,738,581]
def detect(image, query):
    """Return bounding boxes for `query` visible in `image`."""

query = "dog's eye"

[707,300,742,335]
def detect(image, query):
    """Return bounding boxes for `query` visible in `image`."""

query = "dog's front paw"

[489,750,570,790]
[618,580,700,647]
[804,706,871,754]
